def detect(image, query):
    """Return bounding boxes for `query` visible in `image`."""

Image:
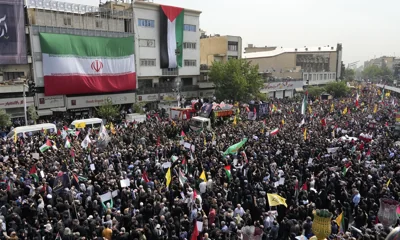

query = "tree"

[209,59,263,101]
[362,65,393,81]
[324,81,350,98]
[28,105,39,124]
[95,99,120,121]
[307,86,325,98]
[132,103,145,114]
[0,109,11,127]
[344,68,355,81]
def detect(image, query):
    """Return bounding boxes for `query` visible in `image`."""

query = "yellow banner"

[75,122,86,128]
[267,193,288,207]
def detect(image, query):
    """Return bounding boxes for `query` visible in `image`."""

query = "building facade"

[198,34,242,98]
[132,0,202,109]
[244,44,343,98]
[15,0,202,118]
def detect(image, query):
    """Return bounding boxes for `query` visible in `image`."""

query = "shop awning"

[37,109,53,116]
[51,107,67,112]
[295,88,304,92]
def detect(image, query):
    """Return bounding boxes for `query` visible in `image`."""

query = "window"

[3,72,24,81]
[139,39,156,47]
[95,20,103,28]
[183,42,196,49]
[138,79,153,88]
[63,17,72,26]
[228,44,238,52]
[184,60,196,67]
[140,59,156,67]
[138,19,155,28]
[184,24,196,32]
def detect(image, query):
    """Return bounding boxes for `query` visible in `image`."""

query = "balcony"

[162,68,178,76]
[181,85,199,91]
[200,64,210,72]
[0,81,29,93]
[198,82,215,89]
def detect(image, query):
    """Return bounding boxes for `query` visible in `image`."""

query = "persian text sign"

[261,81,303,92]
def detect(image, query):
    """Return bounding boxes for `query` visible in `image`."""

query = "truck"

[126,113,146,123]
[189,103,236,131]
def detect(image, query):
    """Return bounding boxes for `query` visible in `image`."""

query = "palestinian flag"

[342,162,351,176]
[39,139,52,152]
[30,165,39,182]
[65,137,71,149]
[224,165,231,181]
[159,5,184,68]
[7,181,13,192]
[39,33,136,96]
[178,168,187,186]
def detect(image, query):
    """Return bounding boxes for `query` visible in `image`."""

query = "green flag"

[223,138,248,156]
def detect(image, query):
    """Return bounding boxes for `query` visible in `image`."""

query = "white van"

[126,113,146,123]
[7,123,57,138]
[189,116,211,131]
[70,118,103,130]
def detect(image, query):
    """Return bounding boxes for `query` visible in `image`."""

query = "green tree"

[95,99,120,121]
[209,59,263,101]
[0,109,11,127]
[307,86,325,98]
[344,68,355,81]
[132,103,145,114]
[324,81,350,98]
[362,65,393,81]
[28,105,39,124]
[255,92,268,101]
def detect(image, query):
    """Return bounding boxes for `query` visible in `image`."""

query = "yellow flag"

[267,193,287,207]
[273,105,277,112]
[165,167,172,187]
[199,170,207,182]
[281,119,285,125]
[386,91,391,97]
[342,107,347,115]
[303,128,307,140]
[260,128,264,134]
[110,123,116,134]
[330,103,334,113]
[204,138,207,145]
[386,178,391,187]
[212,132,216,142]
[75,122,86,128]
[336,212,343,227]
[308,105,312,114]
[373,104,378,113]
[13,132,17,143]
[233,116,237,126]
[378,89,381,96]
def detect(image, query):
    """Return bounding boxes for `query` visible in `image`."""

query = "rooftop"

[244,46,338,59]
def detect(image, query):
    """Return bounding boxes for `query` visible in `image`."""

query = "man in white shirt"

[199,181,207,194]
[234,204,244,217]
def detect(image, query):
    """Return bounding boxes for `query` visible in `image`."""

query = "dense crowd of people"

[1,84,400,240]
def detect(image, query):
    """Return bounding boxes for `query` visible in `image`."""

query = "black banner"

[0,0,27,64]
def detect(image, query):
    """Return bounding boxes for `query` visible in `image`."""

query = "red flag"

[193,189,197,200]
[63,126,68,130]
[301,182,308,191]
[70,149,75,157]
[359,142,364,150]
[320,118,326,126]
[73,173,79,183]
[29,165,37,175]
[57,129,61,136]
[366,149,371,157]
[191,221,199,240]
[253,107,257,114]
[181,130,186,137]
[142,171,150,183]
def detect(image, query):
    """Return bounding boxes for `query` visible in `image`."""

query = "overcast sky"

[64,0,400,67]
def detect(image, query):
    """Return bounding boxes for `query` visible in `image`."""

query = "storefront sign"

[66,93,135,109]
[137,94,159,102]
[36,93,65,109]
[261,81,303,92]
[160,93,177,102]
[0,97,34,109]
[199,90,215,98]
[181,91,198,98]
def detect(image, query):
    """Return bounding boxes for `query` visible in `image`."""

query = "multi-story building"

[0,0,34,119]
[2,0,201,119]
[198,33,242,98]
[244,44,343,98]
[132,0,201,109]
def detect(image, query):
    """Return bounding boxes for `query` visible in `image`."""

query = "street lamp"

[175,42,181,107]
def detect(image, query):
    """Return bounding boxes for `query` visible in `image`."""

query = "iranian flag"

[39,33,136,96]
[270,128,279,136]
[159,5,184,68]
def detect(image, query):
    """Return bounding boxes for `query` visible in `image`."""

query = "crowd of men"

[0,84,399,240]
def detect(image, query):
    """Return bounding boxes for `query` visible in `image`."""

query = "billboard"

[0,0,27,64]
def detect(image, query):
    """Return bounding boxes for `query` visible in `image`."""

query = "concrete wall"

[200,36,228,65]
